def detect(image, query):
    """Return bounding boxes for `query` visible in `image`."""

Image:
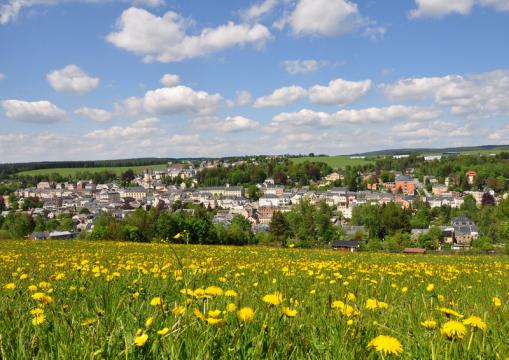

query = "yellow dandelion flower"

[4,283,16,290]
[437,307,463,318]
[441,320,467,340]
[237,307,255,323]
[193,308,206,321]
[205,286,224,297]
[426,283,435,292]
[492,297,502,307]
[226,303,237,312]
[206,317,225,326]
[150,297,162,306]
[367,335,403,356]
[463,316,487,331]
[145,317,155,327]
[81,319,97,326]
[157,327,169,336]
[172,306,186,316]
[134,333,148,347]
[262,292,283,306]
[421,320,437,330]
[32,292,45,300]
[208,309,222,318]
[225,290,237,297]
[282,307,297,318]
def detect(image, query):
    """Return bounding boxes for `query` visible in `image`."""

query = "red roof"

[403,248,426,254]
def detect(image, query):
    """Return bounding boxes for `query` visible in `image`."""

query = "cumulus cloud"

[242,0,278,21]
[74,107,113,122]
[380,69,509,118]
[106,7,272,63]
[143,85,223,115]
[236,90,253,106]
[2,99,67,123]
[47,65,99,95]
[309,78,372,105]
[214,116,260,132]
[253,85,307,107]
[282,59,325,74]
[0,72,5,80]
[278,0,363,36]
[160,73,180,87]
[409,0,509,18]
[85,118,160,141]
[271,105,440,127]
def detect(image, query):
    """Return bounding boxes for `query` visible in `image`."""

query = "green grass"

[459,146,509,155]
[1,240,507,359]
[291,155,376,169]
[16,164,168,177]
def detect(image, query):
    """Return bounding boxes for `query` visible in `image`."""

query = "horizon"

[1,0,509,162]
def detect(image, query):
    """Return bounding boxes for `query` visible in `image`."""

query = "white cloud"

[380,69,509,118]
[271,105,440,127]
[47,64,99,95]
[160,73,180,87]
[254,85,307,107]
[283,0,362,36]
[143,85,223,115]
[0,72,5,80]
[106,7,272,63]
[214,116,260,132]
[236,90,253,106]
[283,59,324,74]
[85,118,160,141]
[2,99,67,123]
[242,0,278,21]
[0,0,164,25]
[114,96,144,118]
[309,78,372,106]
[409,0,509,18]
[74,107,113,122]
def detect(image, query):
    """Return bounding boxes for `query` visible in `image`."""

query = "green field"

[459,146,509,156]
[291,155,376,169]
[0,240,507,359]
[16,164,168,177]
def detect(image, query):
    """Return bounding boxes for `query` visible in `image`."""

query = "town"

[2,152,507,253]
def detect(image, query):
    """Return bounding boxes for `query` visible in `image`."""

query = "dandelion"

[150,297,162,306]
[437,307,463,318]
[226,303,236,312]
[282,307,297,318]
[205,286,224,297]
[492,297,502,307]
[426,284,435,292]
[206,317,225,326]
[441,320,467,340]
[172,306,185,316]
[421,320,437,330]
[81,319,97,326]
[157,327,169,336]
[225,290,237,297]
[32,292,45,300]
[463,316,487,331]
[193,308,206,321]
[237,307,255,323]
[262,292,283,306]
[28,285,38,292]
[134,333,148,347]
[4,283,16,290]
[208,309,222,318]
[367,335,403,356]
[30,308,46,326]
[145,317,155,327]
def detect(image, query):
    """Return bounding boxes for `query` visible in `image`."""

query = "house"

[466,170,477,185]
[451,215,478,248]
[332,240,360,252]
[432,184,448,196]
[120,187,147,201]
[37,182,51,190]
[48,231,75,239]
[30,231,49,240]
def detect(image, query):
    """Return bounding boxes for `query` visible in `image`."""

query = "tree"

[269,211,288,245]
[410,208,430,229]
[247,185,263,201]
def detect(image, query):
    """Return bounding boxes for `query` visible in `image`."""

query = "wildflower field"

[0,241,508,359]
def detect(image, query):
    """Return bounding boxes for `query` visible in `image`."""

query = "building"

[466,170,477,185]
[432,184,448,196]
[424,155,442,161]
[451,215,478,248]
[121,187,147,201]
[403,248,426,254]
[394,175,415,195]
[332,240,360,252]
[37,182,51,190]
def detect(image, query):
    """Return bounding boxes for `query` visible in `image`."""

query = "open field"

[459,146,509,156]
[290,156,376,169]
[16,164,168,177]
[0,240,507,359]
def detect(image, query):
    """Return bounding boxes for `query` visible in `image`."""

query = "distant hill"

[351,145,509,157]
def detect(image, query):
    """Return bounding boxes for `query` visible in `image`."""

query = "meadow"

[290,156,376,169]
[0,240,507,359]
[16,164,168,177]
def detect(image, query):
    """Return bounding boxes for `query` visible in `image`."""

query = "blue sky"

[0,0,508,162]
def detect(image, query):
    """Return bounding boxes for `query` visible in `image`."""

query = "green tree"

[269,211,289,245]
